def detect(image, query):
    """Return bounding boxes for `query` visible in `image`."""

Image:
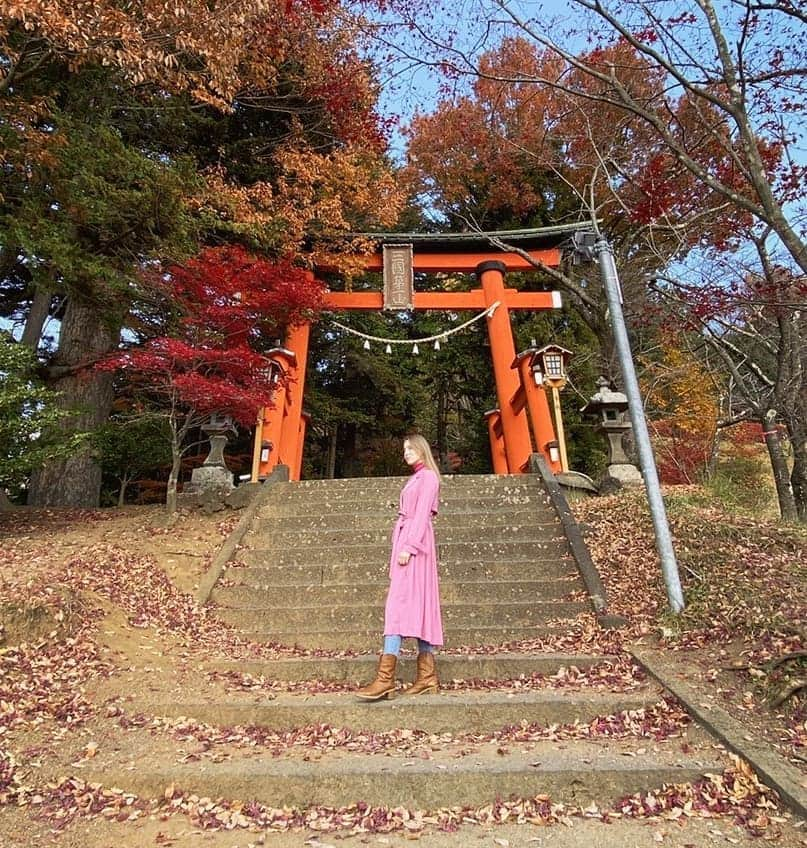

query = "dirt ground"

[1,502,805,847]
[1,809,804,848]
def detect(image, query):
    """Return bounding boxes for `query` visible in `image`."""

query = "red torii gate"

[251,227,582,481]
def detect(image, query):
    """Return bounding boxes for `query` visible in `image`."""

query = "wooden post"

[515,356,562,474]
[295,412,310,481]
[259,392,286,478]
[252,352,295,480]
[478,261,533,474]
[250,408,264,483]
[551,386,569,472]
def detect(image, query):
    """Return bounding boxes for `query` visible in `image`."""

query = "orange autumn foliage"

[644,339,721,484]
[2,1,388,146]
[192,143,404,275]
[405,36,757,248]
[1,1,334,109]
[2,2,401,267]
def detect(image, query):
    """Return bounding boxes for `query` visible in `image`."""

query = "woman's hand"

[397,551,412,566]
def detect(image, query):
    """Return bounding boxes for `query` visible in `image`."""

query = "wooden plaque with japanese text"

[382,244,414,310]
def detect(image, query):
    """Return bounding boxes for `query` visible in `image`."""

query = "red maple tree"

[101,245,324,510]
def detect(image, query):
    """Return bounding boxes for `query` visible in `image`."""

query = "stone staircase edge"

[530,453,612,619]
[84,757,724,811]
[630,644,807,820]
[195,465,290,607]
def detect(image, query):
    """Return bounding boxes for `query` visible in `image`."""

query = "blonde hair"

[405,434,441,476]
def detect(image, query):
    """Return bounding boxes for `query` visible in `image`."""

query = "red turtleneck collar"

[413,461,425,472]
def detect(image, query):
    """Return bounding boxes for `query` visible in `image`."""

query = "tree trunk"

[705,421,722,480]
[117,473,132,508]
[166,451,182,514]
[789,421,807,522]
[761,411,798,522]
[326,426,338,479]
[341,422,358,477]
[27,297,119,508]
[436,382,448,468]
[20,288,52,350]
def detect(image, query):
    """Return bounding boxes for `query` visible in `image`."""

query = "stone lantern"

[184,413,237,501]
[582,376,642,490]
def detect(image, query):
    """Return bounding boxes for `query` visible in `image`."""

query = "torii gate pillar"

[277,321,310,481]
[253,323,311,483]
[479,261,534,474]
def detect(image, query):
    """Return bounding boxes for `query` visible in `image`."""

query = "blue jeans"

[383,635,434,656]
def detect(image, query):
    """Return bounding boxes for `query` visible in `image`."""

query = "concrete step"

[228,623,576,650]
[261,494,554,517]
[214,600,589,631]
[288,475,409,488]
[205,651,617,683]
[240,538,570,567]
[229,558,579,586]
[89,737,723,809]
[134,688,662,734]
[212,578,578,607]
[276,475,544,496]
[246,523,566,549]
[259,507,559,532]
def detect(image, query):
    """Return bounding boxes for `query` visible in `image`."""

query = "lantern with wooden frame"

[534,344,572,389]
[533,345,573,472]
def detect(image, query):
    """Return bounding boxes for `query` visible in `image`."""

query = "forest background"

[0,0,804,523]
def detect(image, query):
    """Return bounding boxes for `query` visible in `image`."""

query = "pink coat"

[383,466,444,645]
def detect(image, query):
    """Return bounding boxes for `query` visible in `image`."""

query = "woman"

[356,434,443,700]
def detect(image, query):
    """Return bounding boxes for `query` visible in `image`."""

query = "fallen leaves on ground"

[572,490,807,765]
[108,696,690,760]
[0,754,780,837]
[572,490,806,649]
[0,493,803,842]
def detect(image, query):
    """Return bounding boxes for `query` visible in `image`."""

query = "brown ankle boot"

[404,651,439,695]
[356,654,397,700]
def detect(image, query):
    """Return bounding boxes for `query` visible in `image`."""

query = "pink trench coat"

[383,466,444,646]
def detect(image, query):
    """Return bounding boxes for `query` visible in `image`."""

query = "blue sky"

[366,1,580,161]
[366,0,804,261]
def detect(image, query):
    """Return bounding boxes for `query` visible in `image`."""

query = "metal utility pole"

[574,232,686,614]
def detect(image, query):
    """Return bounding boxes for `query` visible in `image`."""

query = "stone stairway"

[212,474,590,650]
[89,473,734,819]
